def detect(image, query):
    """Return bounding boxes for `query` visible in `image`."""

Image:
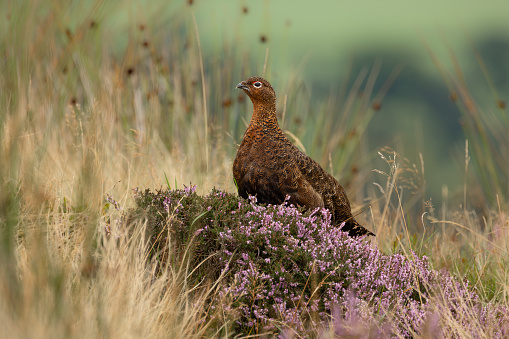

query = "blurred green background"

[188,0,509,204]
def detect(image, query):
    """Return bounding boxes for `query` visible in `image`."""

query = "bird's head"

[236,77,276,105]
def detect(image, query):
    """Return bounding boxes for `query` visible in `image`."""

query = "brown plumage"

[233,76,374,237]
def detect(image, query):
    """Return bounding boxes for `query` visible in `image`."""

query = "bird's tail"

[343,219,375,237]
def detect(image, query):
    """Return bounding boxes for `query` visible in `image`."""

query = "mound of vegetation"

[123,186,509,337]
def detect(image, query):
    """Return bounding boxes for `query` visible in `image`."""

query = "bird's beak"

[236,82,249,91]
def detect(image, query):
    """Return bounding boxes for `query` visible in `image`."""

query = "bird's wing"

[277,164,325,209]
[292,148,353,214]
[255,138,324,208]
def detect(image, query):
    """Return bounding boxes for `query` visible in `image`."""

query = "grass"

[1,0,508,337]
[426,39,509,205]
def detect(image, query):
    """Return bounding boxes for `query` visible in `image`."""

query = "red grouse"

[233,76,374,237]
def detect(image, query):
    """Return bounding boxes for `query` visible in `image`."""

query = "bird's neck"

[250,101,281,130]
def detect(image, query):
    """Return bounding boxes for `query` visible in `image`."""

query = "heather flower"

[125,187,509,338]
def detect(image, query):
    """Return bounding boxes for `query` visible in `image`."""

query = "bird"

[233,76,374,237]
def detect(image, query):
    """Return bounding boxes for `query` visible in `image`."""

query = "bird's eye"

[253,81,262,88]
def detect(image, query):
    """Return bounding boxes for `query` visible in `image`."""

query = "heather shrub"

[125,187,509,337]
